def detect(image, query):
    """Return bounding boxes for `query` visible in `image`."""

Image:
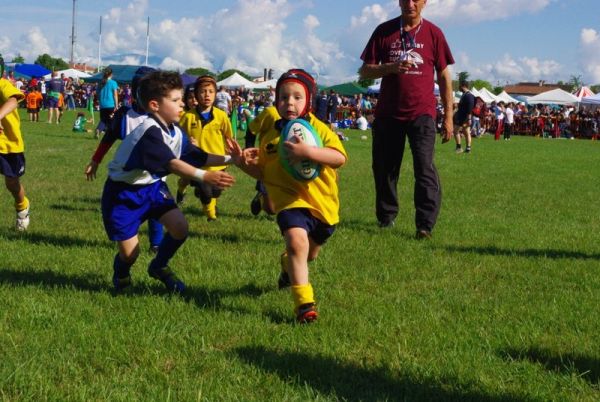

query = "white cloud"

[580,28,600,84]
[425,0,553,23]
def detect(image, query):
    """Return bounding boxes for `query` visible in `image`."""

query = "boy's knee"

[169,220,189,240]
[120,247,140,264]
[286,233,309,255]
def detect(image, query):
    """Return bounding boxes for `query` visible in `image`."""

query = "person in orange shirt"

[25,87,43,122]
[57,93,65,124]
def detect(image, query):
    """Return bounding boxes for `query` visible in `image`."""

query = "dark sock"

[150,233,187,269]
[113,253,133,278]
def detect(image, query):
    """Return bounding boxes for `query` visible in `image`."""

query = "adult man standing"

[454,81,475,153]
[46,71,63,124]
[359,0,454,238]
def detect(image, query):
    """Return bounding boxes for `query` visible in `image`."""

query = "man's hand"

[441,116,453,143]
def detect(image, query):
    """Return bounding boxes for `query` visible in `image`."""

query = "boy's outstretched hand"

[225,137,243,166]
[85,161,99,181]
[203,170,235,189]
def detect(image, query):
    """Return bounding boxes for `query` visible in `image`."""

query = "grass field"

[1,108,599,401]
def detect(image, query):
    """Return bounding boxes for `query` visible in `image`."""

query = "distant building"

[504,80,571,97]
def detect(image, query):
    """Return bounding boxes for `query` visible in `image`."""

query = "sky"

[1,0,599,86]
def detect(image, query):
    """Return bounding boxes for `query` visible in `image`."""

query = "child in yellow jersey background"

[178,76,233,220]
[240,69,347,323]
[0,57,31,231]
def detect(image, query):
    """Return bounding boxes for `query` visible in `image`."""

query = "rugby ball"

[279,119,323,181]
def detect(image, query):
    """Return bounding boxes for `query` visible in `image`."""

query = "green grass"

[1,108,599,401]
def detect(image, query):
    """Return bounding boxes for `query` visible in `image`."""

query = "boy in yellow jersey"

[178,76,233,220]
[240,69,347,323]
[0,57,31,231]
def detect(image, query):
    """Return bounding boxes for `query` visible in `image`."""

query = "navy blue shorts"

[0,153,26,178]
[277,208,335,245]
[46,97,59,108]
[101,179,176,241]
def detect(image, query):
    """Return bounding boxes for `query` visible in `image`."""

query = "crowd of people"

[446,87,600,144]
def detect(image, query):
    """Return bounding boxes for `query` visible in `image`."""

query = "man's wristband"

[193,169,207,182]
[223,155,232,164]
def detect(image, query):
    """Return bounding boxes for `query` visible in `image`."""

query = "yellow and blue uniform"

[257,113,347,226]
[178,106,233,219]
[0,78,25,154]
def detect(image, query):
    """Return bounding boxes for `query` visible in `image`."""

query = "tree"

[457,71,470,84]
[217,69,252,82]
[590,84,600,94]
[492,86,503,95]
[185,67,215,77]
[470,79,493,91]
[34,54,69,72]
[11,54,25,64]
[568,74,583,91]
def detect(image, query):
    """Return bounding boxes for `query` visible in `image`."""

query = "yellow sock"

[203,198,217,219]
[15,196,29,212]
[291,283,315,312]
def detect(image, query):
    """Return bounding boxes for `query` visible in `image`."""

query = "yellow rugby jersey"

[258,113,347,225]
[0,78,25,154]
[179,107,232,171]
[248,106,280,139]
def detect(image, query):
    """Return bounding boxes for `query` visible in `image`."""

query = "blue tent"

[14,63,51,78]
[83,65,145,84]
[180,73,198,86]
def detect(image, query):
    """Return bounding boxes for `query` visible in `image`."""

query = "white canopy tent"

[496,91,519,104]
[579,92,600,106]
[251,78,277,90]
[526,88,579,105]
[216,72,255,89]
[475,87,499,104]
[43,68,91,80]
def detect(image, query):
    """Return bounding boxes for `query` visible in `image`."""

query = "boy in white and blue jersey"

[85,67,165,253]
[101,71,242,293]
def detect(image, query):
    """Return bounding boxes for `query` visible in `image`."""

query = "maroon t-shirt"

[361,17,454,121]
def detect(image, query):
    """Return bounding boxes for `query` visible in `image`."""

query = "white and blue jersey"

[108,115,207,185]
[102,114,209,241]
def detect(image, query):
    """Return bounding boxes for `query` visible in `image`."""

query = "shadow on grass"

[183,207,275,223]
[0,266,273,316]
[0,230,111,248]
[0,267,108,293]
[235,346,534,402]
[443,245,600,261]
[500,347,600,385]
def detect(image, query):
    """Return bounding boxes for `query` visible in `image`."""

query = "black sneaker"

[148,263,185,293]
[113,273,132,290]
[250,192,262,216]
[278,271,291,289]
[465,146,471,153]
[150,245,160,254]
[278,252,290,289]
[378,220,395,228]
[415,229,432,240]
